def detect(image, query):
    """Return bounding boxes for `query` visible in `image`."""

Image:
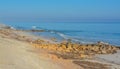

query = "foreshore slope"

[0,24,120,69]
[0,24,82,69]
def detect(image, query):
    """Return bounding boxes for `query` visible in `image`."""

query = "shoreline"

[1,23,120,46]
[0,24,82,69]
[0,23,120,69]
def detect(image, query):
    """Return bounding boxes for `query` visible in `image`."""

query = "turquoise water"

[3,22,120,46]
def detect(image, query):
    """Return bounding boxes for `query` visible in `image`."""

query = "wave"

[56,32,69,39]
[56,30,84,33]
[29,26,95,44]
[56,32,94,44]
[32,26,37,29]
[13,25,107,44]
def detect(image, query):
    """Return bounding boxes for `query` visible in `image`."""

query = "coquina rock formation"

[32,39,119,58]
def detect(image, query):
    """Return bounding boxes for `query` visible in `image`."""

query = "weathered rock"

[79,54,88,58]
[32,40,119,59]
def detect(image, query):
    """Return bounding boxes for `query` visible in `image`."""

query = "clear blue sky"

[0,0,120,22]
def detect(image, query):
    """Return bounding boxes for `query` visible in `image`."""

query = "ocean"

[3,22,120,46]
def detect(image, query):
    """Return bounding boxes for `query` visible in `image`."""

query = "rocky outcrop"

[32,39,119,59]
[0,24,11,29]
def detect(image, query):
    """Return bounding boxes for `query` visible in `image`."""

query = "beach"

[0,24,82,69]
[0,24,120,69]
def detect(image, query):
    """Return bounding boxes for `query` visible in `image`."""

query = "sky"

[0,0,120,22]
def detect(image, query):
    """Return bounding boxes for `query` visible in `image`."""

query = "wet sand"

[95,50,120,65]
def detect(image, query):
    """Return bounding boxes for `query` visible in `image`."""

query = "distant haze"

[0,0,120,22]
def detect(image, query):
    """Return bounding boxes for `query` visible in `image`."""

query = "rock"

[65,49,71,52]
[79,54,88,58]
[57,47,65,52]
[48,45,58,51]
[0,24,11,29]
[32,39,119,59]
[101,50,107,54]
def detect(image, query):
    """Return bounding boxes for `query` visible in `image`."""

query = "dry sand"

[0,33,81,69]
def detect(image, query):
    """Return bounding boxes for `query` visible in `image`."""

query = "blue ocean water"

[3,22,120,46]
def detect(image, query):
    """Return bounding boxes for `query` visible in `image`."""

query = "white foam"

[32,26,37,29]
[57,32,68,39]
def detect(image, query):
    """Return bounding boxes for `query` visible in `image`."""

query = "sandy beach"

[0,24,120,69]
[0,25,82,69]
